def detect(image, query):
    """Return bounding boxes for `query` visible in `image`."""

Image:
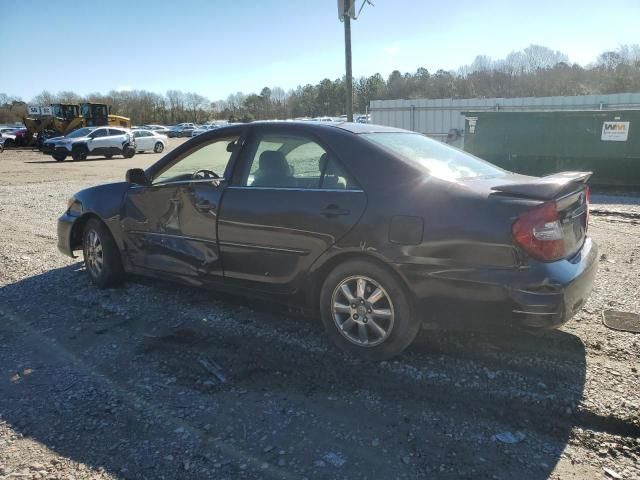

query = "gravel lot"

[1,143,639,480]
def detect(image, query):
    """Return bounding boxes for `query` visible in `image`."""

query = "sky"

[2,0,639,102]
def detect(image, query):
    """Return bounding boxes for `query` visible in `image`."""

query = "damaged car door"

[120,133,241,279]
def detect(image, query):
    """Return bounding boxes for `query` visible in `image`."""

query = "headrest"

[259,150,289,175]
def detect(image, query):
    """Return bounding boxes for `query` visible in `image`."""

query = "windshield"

[362,132,505,181]
[67,127,94,138]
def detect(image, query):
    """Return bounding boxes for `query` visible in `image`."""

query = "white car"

[132,129,168,153]
[143,124,171,135]
[42,126,136,162]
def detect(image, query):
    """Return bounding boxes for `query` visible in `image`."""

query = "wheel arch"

[305,250,413,314]
[69,212,110,251]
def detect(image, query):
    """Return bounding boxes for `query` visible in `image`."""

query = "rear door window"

[239,134,327,189]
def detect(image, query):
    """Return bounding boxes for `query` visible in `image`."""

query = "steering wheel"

[192,169,220,180]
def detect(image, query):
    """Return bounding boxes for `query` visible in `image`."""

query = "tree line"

[1,44,639,125]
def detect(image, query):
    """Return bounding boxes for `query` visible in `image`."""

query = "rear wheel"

[320,259,419,360]
[154,142,164,153]
[71,145,88,161]
[52,153,66,162]
[105,154,113,159]
[82,218,125,288]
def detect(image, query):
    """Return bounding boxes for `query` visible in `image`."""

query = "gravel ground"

[1,145,639,480]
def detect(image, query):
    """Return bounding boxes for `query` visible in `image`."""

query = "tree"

[5,43,639,126]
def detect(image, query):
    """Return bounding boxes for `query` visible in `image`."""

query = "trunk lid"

[489,171,591,201]
[480,171,591,261]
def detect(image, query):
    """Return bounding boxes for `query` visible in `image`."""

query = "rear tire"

[320,259,419,361]
[71,145,88,161]
[82,218,125,288]
[105,154,113,159]
[154,142,164,153]
[52,153,66,162]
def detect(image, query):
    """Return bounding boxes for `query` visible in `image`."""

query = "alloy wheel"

[331,275,395,347]
[85,229,104,277]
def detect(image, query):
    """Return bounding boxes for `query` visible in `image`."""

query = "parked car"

[42,126,136,161]
[191,124,219,136]
[0,127,20,148]
[57,122,597,360]
[132,129,168,153]
[12,128,28,147]
[167,123,197,137]
[142,125,172,135]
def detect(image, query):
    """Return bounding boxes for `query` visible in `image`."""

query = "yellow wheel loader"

[24,102,130,148]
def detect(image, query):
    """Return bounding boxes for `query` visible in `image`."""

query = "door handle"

[320,204,350,217]
[195,200,215,212]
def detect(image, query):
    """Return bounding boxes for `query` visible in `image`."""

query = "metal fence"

[370,93,640,146]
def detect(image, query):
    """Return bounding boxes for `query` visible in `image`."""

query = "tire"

[82,218,125,288]
[153,142,164,153]
[320,259,419,361]
[123,146,135,159]
[105,154,113,159]
[71,145,88,161]
[52,153,67,162]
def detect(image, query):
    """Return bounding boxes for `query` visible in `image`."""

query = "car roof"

[212,120,411,135]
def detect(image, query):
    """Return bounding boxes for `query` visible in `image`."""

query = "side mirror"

[126,168,149,186]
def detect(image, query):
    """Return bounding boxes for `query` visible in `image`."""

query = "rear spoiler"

[491,171,592,200]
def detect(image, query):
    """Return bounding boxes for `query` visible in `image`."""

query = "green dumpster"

[462,110,640,187]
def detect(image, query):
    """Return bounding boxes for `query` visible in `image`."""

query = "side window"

[320,155,358,190]
[91,129,108,138]
[241,134,326,189]
[153,136,239,185]
[133,131,142,138]
[109,129,124,136]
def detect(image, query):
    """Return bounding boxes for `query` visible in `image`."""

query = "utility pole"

[343,11,353,122]
[339,0,372,122]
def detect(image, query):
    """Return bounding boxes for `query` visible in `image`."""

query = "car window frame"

[231,125,362,192]
[89,128,108,139]
[142,125,249,188]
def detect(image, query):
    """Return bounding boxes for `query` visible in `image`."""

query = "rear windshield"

[362,132,505,180]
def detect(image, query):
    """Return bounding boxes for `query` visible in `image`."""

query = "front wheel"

[320,259,420,361]
[82,218,125,288]
[153,142,164,153]
[52,153,66,162]
[71,145,88,161]
[123,146,135,158]
[105,154,113,159]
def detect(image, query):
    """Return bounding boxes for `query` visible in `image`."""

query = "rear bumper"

[394,237,598,330]
[507,238,598,327]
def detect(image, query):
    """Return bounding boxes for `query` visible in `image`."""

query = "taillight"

[585,185,590,231]
[512,202,565,262]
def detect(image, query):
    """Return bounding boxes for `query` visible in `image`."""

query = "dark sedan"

[57,122,597,359]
